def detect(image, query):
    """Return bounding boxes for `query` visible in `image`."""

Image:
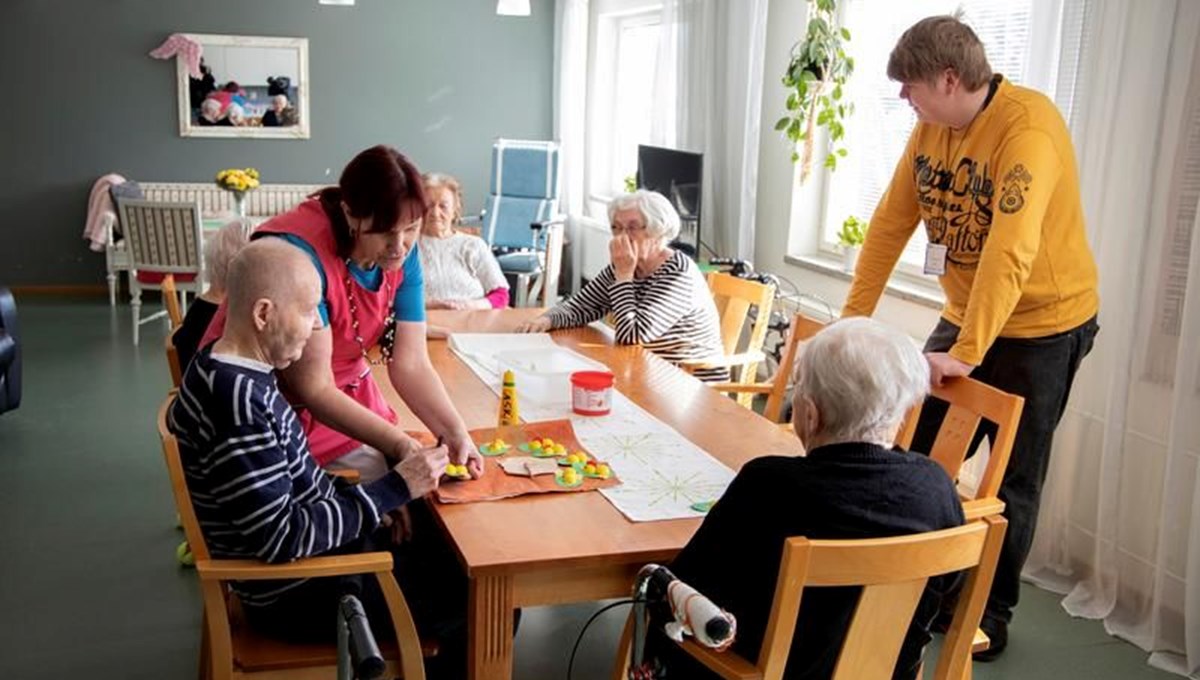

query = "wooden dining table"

[373,308,802,680]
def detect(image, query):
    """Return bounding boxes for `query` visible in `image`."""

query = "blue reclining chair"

[481,139,565,307]
[0,286,21,415]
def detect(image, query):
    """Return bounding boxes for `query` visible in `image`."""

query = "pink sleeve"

[199,302,229,348]
[485,288,510,309]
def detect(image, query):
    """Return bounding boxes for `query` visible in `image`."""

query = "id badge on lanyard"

[924,243,948,276]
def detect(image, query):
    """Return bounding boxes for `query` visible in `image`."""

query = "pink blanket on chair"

[83,173,126,252]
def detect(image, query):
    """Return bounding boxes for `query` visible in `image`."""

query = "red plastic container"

[570,371,615,416]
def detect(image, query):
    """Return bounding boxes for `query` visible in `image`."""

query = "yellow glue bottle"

[498,369,520,426]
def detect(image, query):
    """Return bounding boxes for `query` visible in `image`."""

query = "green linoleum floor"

[0,296,1180,679]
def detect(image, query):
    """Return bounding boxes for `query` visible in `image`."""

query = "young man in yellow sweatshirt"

[842,16,1100,659]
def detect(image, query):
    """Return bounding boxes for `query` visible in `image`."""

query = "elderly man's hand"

[393,442,448,499]
[925,352,974,387]
[610,234,639,281]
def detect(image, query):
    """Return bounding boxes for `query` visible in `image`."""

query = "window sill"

[783,253,945,310]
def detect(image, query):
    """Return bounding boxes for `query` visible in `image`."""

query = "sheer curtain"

[554,0,589,217]
[1025,0,1200,676]
[651,0,768,259]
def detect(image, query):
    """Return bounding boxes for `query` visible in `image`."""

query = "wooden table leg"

[468,573,515,680]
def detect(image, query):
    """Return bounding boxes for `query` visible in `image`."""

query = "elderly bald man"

[166,240,465,661]
[648,318,966,680]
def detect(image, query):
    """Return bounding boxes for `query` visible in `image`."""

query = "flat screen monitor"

[637,145,703,224]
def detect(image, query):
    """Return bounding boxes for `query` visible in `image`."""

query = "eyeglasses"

[611,223,647,235]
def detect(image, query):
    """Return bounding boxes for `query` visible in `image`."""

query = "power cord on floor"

[565,599,643,680]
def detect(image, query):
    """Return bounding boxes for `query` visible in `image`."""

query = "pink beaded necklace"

[342,258,397,365]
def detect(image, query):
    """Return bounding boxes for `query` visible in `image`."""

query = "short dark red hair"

[317,145,427,258]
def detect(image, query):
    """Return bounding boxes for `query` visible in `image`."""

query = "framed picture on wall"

[176,33,310,139]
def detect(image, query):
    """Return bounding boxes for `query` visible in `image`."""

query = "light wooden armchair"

[895,378,1024,521]
[156,397,428,680]
[614,516,1007,680]
[682,272,776,406]
[713,312,826,423]
[161,273,185,330]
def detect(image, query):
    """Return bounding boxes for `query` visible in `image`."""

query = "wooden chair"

[116,198,207,345]
[895,378,1024,521]
[614,516,1007,680]
[713,312,826,423]
[156,397,429,680]
[165,329,183,388]
[682,272,776,406]
[161,273,184,330]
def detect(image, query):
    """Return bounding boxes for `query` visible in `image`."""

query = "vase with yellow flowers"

[215,168,261,217]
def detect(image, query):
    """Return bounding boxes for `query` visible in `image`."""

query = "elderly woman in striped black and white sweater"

[515,190,727,382]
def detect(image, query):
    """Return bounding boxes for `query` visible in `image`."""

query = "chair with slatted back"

[116,198,206,345]
[156,396,432,680]
[895,378,1024,521]
[614,516,1007,680]
[713,312,826,423]
[681,272,775,406]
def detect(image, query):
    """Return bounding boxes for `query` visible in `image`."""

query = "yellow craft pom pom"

[529,441,542,451]
[584,463,597,475]
[597,464,610,477]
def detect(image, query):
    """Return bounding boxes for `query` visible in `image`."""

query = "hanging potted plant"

[775,0,855,183]
[838,215,867,273]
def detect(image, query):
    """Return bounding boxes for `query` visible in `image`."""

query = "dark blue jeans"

[914,315,1099,625]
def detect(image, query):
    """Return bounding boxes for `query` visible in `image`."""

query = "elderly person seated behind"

[650,318,965,680]
[261,94,292,127]
[197,98,229,126]
[419,173,509,310]
[516,190,726,381]
[172,219,251,371]
[167,240,465,670]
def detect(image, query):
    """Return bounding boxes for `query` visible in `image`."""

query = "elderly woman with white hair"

[651,318,966,680]
[171,220,252,371]
[515,189,726,381]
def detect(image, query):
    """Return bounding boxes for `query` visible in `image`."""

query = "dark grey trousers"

[914,315,1099,625]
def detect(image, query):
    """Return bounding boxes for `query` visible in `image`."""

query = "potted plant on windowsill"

[775,0,854,183]
[838,215,866,273]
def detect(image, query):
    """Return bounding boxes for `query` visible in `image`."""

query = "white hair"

[226,103,245,121]
[200,98,222,115]
[793,317,930,446]
[607,190,681,243]
[203,220,252,293]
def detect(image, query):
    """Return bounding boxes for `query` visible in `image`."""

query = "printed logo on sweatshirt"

[914,153,994,269]
[999,164,1032,214]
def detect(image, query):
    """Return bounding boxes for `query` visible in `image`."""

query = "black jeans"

[240,501,469,679]
[914,315,1099,625]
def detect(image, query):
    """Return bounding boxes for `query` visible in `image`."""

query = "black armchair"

[0,287,21,415]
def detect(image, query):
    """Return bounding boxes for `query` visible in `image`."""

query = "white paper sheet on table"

[448,332,735,522]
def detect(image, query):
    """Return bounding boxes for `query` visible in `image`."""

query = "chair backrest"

[706,272,776,359]
[760,313,827,423]
[165,330,183,388]
[894,377,1025,502]
[664,517,1007,680]
[484,139,561,249]
[117,198,206,280]
[157,396,213,563]
[161,274,184,329]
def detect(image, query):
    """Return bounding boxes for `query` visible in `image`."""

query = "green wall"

[0,0,553,285]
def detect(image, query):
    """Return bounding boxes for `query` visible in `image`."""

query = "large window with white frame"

[584,0,663,215]
[800,0,1083,279]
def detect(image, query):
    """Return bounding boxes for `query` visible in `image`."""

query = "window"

[802,0,1082,277]
[585,0,663,213]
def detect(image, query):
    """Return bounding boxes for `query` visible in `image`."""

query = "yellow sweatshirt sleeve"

[842,131,922,317]
[949,129,1063,365]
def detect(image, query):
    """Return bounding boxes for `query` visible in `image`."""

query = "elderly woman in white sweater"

[418,173,510,310]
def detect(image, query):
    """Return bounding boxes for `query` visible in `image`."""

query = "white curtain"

[651,0,768,260]
[1025,0,1200,676]
[554,0,589,217]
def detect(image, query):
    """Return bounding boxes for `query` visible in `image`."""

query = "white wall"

[752,0,941,340]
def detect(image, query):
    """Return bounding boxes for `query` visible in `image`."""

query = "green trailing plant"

[624,174,637,193]
[775,0,855,183]
[838,215,867,248]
